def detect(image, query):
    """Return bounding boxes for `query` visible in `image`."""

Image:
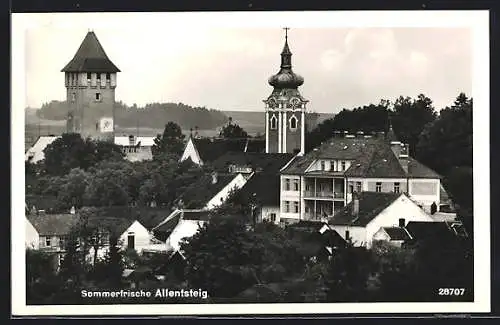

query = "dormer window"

[270,115,277,130]
[289,115,298,130]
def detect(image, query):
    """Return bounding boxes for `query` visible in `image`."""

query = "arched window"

[270,115,278,130]
[289,115,298,130]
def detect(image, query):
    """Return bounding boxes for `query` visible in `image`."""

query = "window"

[87,72,91,80]
[289,116,298,130]
[375,182,382,192]
[293,179,299,191]
[293,201,299,213]
[356,181,362,193]
[71,93,76,102]
[394,182,400,193]
[95,93,101,101]
[106,73,111,80]
[284,178,291,191]
[270,213,276,222]
[59,237,65,249]
[341,161,346,171]
[270,115,277,130]
[45,237,51,247]
[330,160,336,171]
[97,73,101,81]
[284,201,290,213]
[345,230,350,240]
[320,161,325,170]
[348,183,354,193]
[127,232,135,250]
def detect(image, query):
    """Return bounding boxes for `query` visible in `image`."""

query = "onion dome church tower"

[61,31,120,141]
[264,28,308,155]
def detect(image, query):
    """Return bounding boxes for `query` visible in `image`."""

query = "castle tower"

[264,28,308,155]
[61,31,120,141]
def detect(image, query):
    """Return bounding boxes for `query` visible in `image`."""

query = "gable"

[180,138,203,165]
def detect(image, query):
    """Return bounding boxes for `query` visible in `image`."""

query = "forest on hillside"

[34,100,229,131]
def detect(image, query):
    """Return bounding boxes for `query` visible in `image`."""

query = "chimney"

[70,206,76,215]
[398,218,405,227]
[128,134,135,146]
[352,192,360,216]
[211,172,218,184]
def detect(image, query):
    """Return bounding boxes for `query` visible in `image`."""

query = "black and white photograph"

[12,10,490,316]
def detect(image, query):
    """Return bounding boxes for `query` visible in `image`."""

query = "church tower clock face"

[264,28,308,155]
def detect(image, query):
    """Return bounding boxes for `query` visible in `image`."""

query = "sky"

[20,12,473,114]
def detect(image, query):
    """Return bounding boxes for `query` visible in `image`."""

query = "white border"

[12,10,490,316]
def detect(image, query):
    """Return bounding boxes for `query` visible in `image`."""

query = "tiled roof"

[405,221,457,242]
[282,137,382,175]
[211,152,295,174]
[406,157,442,179]
[179,173,237,209]
[61,32,120,72]
[329,192,402,227]
[192,137,265,163]
[382,227,412,241]
[233,172,280,206]
[345,143,407,178]
[282,136,441,179]
[27,213,80,236]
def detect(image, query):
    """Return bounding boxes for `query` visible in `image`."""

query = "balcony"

[303,191,345,199]
[303,213,329,221]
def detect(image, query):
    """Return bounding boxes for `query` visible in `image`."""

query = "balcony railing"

[303,191,345,199]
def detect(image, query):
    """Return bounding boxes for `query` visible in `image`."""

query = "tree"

[43,133,124,176]
[57,168,90,209]
[219,119,248,139]
[180,216,304,298]
[324,246,378,302]
[415,93,472,174]
[305,100,390,152]
[391,94,437,156]
[151,121,186,160]
[84,167,130,206]
[43,133,93,176]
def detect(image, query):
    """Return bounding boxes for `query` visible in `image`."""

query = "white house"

[152,209,211,257]
[114,135,155,162]
[372,226,413,247]
[279,131,443,225]
[328,191,434,248]
[25,136,59,163]
[25,135,155,163]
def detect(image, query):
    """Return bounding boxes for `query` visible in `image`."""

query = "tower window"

[71,93,76,102]
[289,115,298,130]
[270,115,277,130]
[95,93,101,101]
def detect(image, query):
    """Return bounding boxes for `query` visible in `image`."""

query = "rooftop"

[178,173,238,209]
[329,191,402,227]
[62,31,120,73]
[191,137,265,164]
[381,227,412,241]
[27,213,80,236]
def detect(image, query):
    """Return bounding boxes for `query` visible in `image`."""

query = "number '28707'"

[438,288,465,296]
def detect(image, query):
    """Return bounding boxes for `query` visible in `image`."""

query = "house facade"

[114,135,155,161]
[328,192,434,248]
[279,131,442,225]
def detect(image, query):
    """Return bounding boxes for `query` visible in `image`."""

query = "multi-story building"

[278,130,442,225]
[62,31,120,142]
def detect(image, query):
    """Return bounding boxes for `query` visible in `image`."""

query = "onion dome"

[268,32,304,89]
